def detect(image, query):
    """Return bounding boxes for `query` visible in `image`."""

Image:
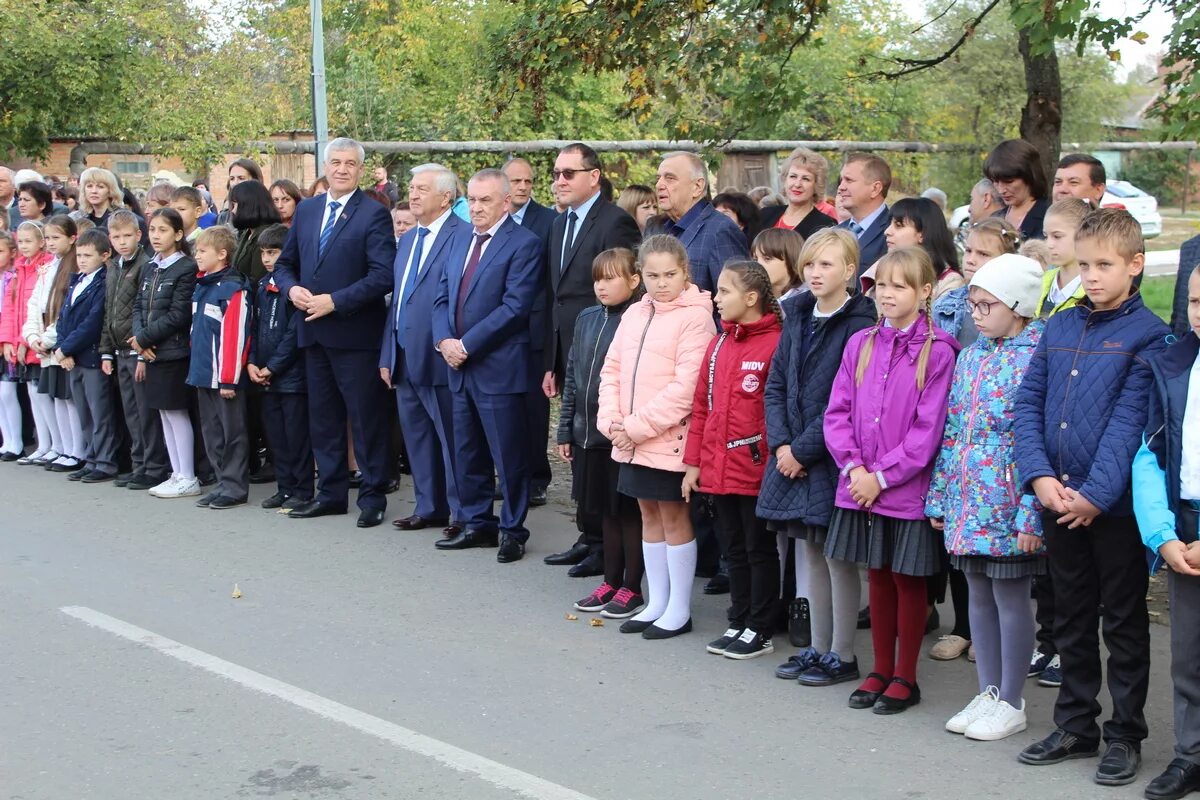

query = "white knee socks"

[159,409,195,479]
[30,390,59,456]
[632,541,669,623]
[0,382,21,454]
[54,398,82,460]
[656,540,697,631]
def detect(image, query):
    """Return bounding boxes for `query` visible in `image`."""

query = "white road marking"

[60,606,598,800]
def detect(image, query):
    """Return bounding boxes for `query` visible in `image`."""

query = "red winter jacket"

[684,313,782,496]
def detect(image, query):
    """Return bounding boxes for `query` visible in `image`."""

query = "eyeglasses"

[967,298,1017,316]
[552,167,598,181]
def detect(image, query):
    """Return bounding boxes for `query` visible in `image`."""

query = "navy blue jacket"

[187,268,252,391]
[1014,291,1170,516]
[380,212,469,387]
[56,268,108,369]
[272,190,396,350]
[1142,332,1199,539]
[253,273,305,394]
[432,216,544,394]
[756,292,878,524]
[1173,234,1199,339]
[666,200,748,294]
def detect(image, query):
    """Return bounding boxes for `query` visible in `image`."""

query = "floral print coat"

[926,321,1045,557]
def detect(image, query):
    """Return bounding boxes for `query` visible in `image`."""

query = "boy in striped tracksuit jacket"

[187,227,253,509]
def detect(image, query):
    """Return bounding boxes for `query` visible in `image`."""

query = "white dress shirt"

[1182,355,1200,501]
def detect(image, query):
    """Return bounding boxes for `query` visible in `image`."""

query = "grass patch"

[1142,275,1176,323]
[1151,215,1200,251]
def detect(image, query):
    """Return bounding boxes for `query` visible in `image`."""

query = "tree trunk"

[1018,25,1063,186]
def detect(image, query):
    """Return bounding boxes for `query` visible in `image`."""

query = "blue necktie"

[395,226,430,341]
[319,200,342,255]
[560,210,577,273]
[848,220,864,237]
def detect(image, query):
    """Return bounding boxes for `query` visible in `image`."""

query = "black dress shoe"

[50,458,82,473]
[288,499,348,519]
[436,528,499,550]
[80,470,116,483]
[544,542,589,566]
[248,466,275,484]
[0,452,19,462]
[127,472,167,490]
[703,571,730,595]
[1017,728,1099,766]
[210,495,247,510]
[872,677,921,715]
[114,471,134,487]
[620,618,655,634]
[67,467,89,481]
[1145,757,1200,800]
[384,479,400,494]
[848,673,889,709]
[442,522,465,537]
[392,514,449,531]
[358,508,385,528]
[195,491,218,508]
[529,485,548,506]
[261,491,290,509]
[568,553,604,578]
[497,535,525,563]
[642,618,692,639]
[1095,741,1140,786]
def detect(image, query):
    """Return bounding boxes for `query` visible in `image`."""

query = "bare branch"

[870,0,1002,79]
[909,0,958,36]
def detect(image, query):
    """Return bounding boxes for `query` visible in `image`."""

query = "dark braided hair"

[721,259,780,320]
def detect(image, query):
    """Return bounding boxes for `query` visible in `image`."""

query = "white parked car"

[948,180,1163,239]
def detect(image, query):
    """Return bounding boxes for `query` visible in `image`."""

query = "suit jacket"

[517,198,558,364]
[433,216,545,394]
[519,198,557,245]
[273,190,396,350]
[840,204,890,276]
[668,200,749,295]
[56,268,108,369]
[380,212,469,386]
[545,195,641,375]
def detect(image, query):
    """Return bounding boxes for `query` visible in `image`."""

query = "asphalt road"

[0,464,1179,800]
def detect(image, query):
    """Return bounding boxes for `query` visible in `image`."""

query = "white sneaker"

[155,475,201,498]
[946,685,999,734]
[965,698,1028,741]
[149,473,180,497]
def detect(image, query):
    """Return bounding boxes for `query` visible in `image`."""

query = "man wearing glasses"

[541,142,642,575]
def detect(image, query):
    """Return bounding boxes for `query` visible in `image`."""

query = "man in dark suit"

[503,157,557,509]
[380,163,467,537]
[836,153,892,275]
[654,151,748,294]
[273,137,396,528]
[432,169,545,564]
[540,143,642,574]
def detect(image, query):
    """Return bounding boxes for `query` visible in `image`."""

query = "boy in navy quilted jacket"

[1013,208,1170,785]
[187,226,252,510]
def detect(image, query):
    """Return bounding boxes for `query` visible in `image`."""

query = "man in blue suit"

[503,157,557,508]
[836,153,892,276]
[432,168,545,564]
[380,163,467,537]
[273,137,396,528]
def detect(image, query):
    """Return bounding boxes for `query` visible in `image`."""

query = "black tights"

[603,510,644,591]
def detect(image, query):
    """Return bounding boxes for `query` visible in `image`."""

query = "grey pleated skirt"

[951,553,1047,579]
[824,507,940,576]
[773,519,829,546]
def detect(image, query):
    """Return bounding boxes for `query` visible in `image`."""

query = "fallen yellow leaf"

[565,613,578,621]
[590,618,604,627]
[232,584,243,599]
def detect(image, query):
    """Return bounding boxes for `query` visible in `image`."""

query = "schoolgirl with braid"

[823,246,960,714]
[682,261,783,660]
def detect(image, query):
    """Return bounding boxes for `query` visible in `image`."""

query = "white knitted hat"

[969,254,1044,319]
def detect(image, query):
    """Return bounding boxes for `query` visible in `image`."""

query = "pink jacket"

[0,252,51,366]
[598,284,715,472]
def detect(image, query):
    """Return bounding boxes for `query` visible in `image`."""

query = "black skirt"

[145,358,191,411]
[824,507,941,576]
[573,447,639,525]
[37,364,72,400]
[618,462,686,502]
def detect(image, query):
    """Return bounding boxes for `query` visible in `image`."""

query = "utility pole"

[311,0,329,175]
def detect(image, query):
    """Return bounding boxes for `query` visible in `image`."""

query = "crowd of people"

[2,136,1200,799]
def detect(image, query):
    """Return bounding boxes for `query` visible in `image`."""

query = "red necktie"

[456,233,491,336]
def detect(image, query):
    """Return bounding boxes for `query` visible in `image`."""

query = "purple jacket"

[824,313,960,520]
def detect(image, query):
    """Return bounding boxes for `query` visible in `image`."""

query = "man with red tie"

[432,169,545,563]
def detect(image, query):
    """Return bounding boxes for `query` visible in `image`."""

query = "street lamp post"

[311,0,330,175]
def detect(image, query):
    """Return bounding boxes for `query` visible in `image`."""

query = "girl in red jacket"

[1,222,55,463]
[683,261,783,659]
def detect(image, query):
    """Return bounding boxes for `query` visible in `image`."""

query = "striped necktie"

[319,200,342,255]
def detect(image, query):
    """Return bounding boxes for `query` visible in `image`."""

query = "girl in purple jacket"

[823,247,960,715]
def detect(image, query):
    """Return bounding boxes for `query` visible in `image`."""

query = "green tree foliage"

[0,0,291,169]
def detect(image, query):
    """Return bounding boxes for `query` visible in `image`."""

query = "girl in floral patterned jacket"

[926,253,1047,743]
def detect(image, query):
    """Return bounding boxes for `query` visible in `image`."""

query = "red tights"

[860,566,927,700]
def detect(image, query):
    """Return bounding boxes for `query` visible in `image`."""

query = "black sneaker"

[1029,649,1054,678]
[797,651,861,686]
[261,491,290,509]
[789,597,811,648]
[600,588,644,619]
[209,495,247,510]
[775,646,821,679]
[1038,655,1063,687]
[127,472,166,490]
[114,472,134,487]
[573,583,616,612]
[195,492,219,508]
[706,627,744,655]
[67,467,90,481]
[724,629,773,660]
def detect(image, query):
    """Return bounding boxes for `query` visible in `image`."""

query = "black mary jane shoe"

[848,673,889,709]
[873,677,921,715]
[642,618,692,640]
[1144,757,1200,800]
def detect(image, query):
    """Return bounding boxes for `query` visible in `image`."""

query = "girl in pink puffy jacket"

[597,235,715,640]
